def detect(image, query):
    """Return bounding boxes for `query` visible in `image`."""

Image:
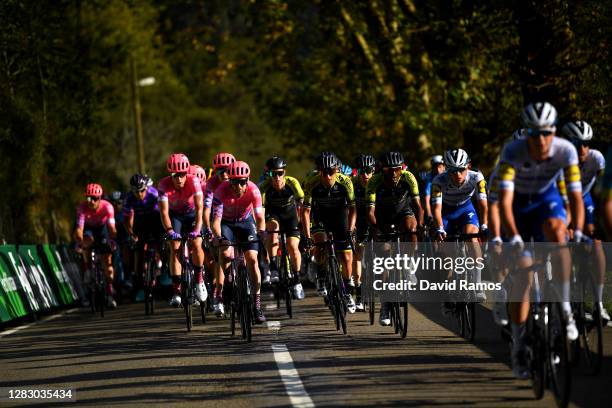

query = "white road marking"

[265,304,278,310]
[271,344,315,408]
[266,320,281,330]
[0,308,78,338]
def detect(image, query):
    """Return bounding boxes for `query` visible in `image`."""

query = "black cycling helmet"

[130,173,151,191]
[315,151,339,170]
[354,154,376,170]
[379,151,404,168]
[265,156,287,170]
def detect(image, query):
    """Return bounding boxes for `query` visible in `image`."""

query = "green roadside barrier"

[18,245,59,310]
[39,245,77,305]
[0,255,22,321]
[0,245,38,314]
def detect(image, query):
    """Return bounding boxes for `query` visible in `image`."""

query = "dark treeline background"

[1,0,610,243]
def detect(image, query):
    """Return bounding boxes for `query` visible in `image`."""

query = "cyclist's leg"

[168,212,184,305]
[265,217,280,267]
[584,192,609,318]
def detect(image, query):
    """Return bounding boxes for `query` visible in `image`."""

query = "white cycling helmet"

[521,102,557,129]
[561,120,593,141]
[444,149,469,169]
[430,155,444,165]
[512,128,526,140]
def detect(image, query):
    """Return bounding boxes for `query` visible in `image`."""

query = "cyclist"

[123,173,163,302]
[110,191,129,294]
[351,154,376,311]
[74,183,118,308]
[204,152,236,316]
[422,155,446,226]
[189,164,207,190]
[433,149,488,317]
[488,129,526,326]
[158,153,207,307]
[498,102,583,379]
[302,151,357,312]
[211,160,267,323]
[366,151,423,325]
[259,156,305,300]
[561,120,609,321]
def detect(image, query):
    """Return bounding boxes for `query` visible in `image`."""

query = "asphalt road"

[1,290,610,407]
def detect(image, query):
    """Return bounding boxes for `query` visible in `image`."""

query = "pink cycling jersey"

[76,199,115,229]
[204,175,224,209]
[212,181,264,222]
[158,175,203,214]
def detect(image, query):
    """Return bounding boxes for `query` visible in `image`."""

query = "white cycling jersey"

[580,149,605,196]
[498,137,581,195]
[431,170,487,206]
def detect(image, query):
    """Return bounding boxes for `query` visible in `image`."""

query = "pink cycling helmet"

[188,164,206,182]
[213,152,236,170]
[166,153,190,173]
[228,161,250,179]
[85,183,103,197]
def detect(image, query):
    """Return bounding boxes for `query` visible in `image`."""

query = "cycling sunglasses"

[320,168,337,176]
[171,172,187,179]
[230,178,248,186]
[527,128,554,137]
[358,167,374,175]
[572,139,589,148]
[216,168,228,175]
[383,166,402,173]
[86,196,101,202]
[269,170,285,178]
[448,167,467,174]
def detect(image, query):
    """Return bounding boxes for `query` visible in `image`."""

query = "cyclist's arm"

[411,196,424,225]
[203,207,212,231]
[568,190,585,232]
[477,198,488,227]
[301,207,311,239]
[212,216,222,238]
[499,188,519,238]
[433,202,443,230]
[107,223,117,240]
[424,194,432,219]
[348,205,356,231]
[564,164,584,232]
[430,182,443,229]
[74,226,84,244]
[124,212,135,236]
[194,193,203,233]
[489,201,501,239]
[106,205,117,239]
[159,200,172,232]
[606,194,612,238]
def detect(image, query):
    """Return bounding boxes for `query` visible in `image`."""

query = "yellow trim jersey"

[303,173,355,210]
[497,137,581,195]
[365,170,419,217]
[431,170,487,206]
[260,176,304,210]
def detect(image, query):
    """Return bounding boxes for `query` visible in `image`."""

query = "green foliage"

[0,0,610,242]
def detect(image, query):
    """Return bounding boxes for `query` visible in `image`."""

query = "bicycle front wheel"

[547,301,571,408]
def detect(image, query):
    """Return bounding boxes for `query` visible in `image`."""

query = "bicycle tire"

[462,303,476,342]
[527,308,545,400]
[579,272,603,375]
[399,302,408,338]
[145,258,155,316]
[200,300,207,324]
[183,265,193,332]
[368,298,375,325]
[392,303,400,334]
[547,301,571,408]
[330,256,347,334]
[98,283,105,318]
[282,253,293,319]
